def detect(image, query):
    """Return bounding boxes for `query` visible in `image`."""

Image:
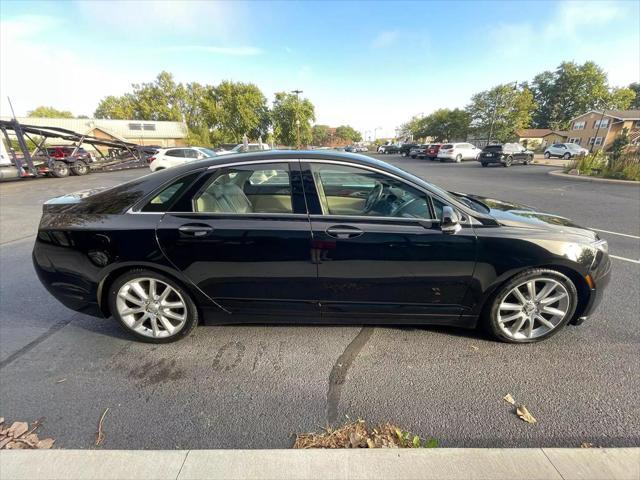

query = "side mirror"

[441,206,461,234]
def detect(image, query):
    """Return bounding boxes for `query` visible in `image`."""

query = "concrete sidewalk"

[1,448,638,480]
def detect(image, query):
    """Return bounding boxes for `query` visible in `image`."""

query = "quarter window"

[165,149,184,157]
[142,172,201,212]
[194,163,293,214]
[311,163,432,219]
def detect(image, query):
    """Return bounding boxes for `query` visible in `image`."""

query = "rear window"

[484,145,503,151]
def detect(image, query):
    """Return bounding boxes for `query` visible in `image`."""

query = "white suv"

[544,143,588,159]
[148,147,216,172]
[437,142,482,162]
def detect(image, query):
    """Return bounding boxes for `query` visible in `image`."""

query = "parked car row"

[345,145,369,153]
[148,143,271,172]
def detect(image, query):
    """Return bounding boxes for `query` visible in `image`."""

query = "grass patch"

[293,419,438,449]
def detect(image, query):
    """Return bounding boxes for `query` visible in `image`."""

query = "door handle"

[178,224,213,237]
[326,225,363,239]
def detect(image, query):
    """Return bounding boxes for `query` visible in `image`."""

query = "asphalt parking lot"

[0,158,638,449]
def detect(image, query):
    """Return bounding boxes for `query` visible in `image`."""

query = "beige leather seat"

[196,183,253,213]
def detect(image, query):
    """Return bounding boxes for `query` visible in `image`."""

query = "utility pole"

[292,89,303,149]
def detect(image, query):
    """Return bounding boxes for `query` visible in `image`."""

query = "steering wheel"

[363,182,384,213]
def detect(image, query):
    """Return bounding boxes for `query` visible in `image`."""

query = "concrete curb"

[548,169,640,185]
[1,448,638,480]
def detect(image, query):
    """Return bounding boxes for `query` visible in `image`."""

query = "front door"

[301,161,477,323]
[156,160,318,318]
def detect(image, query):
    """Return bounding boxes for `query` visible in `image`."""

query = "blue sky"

[1,0,638,137]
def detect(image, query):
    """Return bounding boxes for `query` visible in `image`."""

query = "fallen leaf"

[5,441,27,449]
[95,408,109,446]
[8,422,28,438]
[366,438,375,448]
[470,345,479,351]
[516,405,537,424]
[36,438,55,449]
[503,394,516,405]
[581,442,594,448]
[0,417,4,425]
[24,434,39,446]
[55,378,67,384]
[0,438,11,449]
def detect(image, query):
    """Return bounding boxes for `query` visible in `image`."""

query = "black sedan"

[478,143,534,167]
[33,151,610,344]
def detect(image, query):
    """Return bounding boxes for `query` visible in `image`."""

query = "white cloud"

[0,15,149,117]
[76,0,248,40]
[164,45,263,56]
[372,31,399,48]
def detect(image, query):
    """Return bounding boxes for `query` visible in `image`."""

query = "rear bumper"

[478,156,504,164]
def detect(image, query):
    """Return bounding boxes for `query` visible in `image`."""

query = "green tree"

[28,106,74,118]
[530,61,610,129]
[94,94,137,119]
[608,87,636,110]
[467,83,535,143]
[213,81,270,143]
[335,125,362,143]
[312,124,330,145]
[398,116,424,140]
[629,83,640,109]
[271,92,315,147]
[419,108,470,142]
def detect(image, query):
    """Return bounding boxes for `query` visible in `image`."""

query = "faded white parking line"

[590,228,640,240]
[610,255,640,264]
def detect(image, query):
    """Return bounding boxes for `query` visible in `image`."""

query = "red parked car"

[425,144,442,160]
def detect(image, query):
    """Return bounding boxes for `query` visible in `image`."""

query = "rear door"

[300,160,477,323]
[156,160,318,318]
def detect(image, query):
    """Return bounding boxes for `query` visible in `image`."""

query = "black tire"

[524,155,533,165]
[455,154,462,163]
[503,156,513,167]
[481,162,488,167]
[544,152,551,159]
[108,269,199,343]
[71,160,89,176]
[411,155,416,159]
[51,161,70,178]
[482,268,578,344]
[563,152,571,159]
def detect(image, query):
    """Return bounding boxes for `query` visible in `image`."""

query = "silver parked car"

[437,143,482,162]
[544,143,588,159]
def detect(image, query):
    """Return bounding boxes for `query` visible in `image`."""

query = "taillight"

[146,156,156,164]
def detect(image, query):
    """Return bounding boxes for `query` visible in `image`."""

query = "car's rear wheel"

[503,156,513,167]
[524,155,533,165]
[544,152,551,159]
[563,152,571,159]
[483,269,578,343]
[411,155,416,159]
[108,269,198,343]
[481,162,488,167]
[455,154,462,163]
[50,161,70,178]
[71,160,89,176]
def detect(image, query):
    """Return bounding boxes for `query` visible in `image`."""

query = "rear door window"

[165,149,185,157]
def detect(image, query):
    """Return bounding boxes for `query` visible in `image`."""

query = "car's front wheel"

[481,162,488,167]
[108,269,198,343]
[563,152,571,159]
[484,269,578,343]
[544,152,551,159]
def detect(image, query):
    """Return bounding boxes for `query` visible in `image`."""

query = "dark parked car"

[399,143,419,157]
[34,151,610,344]
[478,143,534,167]
[409,145,427,158]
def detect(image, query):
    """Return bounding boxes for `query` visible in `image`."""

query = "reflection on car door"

[156,160,319,319]
[301,161,477,324]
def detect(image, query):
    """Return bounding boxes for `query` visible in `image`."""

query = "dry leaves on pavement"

[503,394,537,424]
[0,417,55,449]
[293,419,438,449]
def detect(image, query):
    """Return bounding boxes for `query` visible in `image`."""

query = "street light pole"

[292,89,303,149]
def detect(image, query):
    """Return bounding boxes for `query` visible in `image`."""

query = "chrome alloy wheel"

[497,278,570,340]
[116,277,187,339]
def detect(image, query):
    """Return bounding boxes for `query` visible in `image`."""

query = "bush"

[566,151,640,181]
